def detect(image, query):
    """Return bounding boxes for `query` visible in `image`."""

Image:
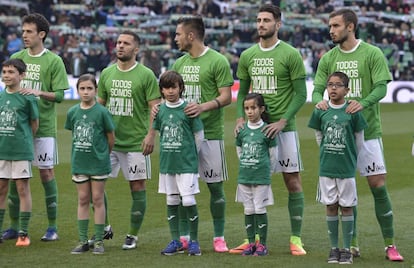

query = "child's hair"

[244,93,269,123]
[327,71,349,87]
[2,58,26,74]
[76,73,97,90]
[159,70,185,98]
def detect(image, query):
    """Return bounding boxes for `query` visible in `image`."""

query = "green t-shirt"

[98,63,161,152]
[172,48,234,140]
[11,49,69,138]
[153,101,203,174]
[308,103,367,178]
[236,122,276,185]
[65,102,115,175]
[313,41,392,139]
[0,90,39,160]
[236,41,307,131]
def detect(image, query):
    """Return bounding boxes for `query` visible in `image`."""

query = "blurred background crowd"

[0,0,413,81]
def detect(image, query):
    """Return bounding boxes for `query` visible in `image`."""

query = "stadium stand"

[0,0,413,80]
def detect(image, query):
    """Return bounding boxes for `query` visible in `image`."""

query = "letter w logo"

[129,165,138,174]
[279,159,290,167]
[365,162,376,173]
[38,153,48,162]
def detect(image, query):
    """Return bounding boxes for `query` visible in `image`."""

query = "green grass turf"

[0,101,413,268]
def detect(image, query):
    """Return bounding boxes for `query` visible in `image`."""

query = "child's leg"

[76,181,91,242]
[15,179,32,235]
[91,180,105,241]
[255,213,268,245]
[326,203,339,248]
[182,195,198,241]
[166,194,181,241]
[340,206,354,250]
[0,179,10,231]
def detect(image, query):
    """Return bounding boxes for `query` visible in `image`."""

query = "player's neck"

[5,86,20,93]
[339,36,359,51]
[117,59,137,71]
[28,43,45,55]
[80,99,96,109]
[188,42,207,58]
[260,35,279,49]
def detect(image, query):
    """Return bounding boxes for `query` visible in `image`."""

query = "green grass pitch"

[1,101,413,268]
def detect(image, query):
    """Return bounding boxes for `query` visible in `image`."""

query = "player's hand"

[151,103,161,119]
[315,99,329,110]
[346,100,363,114]
[234,118,245,137]
[19,88,39,96]
[141,133,155,156]
[262,119,287,139]
[184,102,202,118]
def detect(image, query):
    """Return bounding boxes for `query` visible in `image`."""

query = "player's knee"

[166,194,181,206]
[182,195,196,207]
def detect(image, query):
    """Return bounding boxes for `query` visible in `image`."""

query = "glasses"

[327,83,345,89]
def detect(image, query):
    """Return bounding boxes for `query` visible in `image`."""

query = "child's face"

[1,65,24,88]
[244,98,264,123]
[77,80,97,103]
[161,83,180,102]
[327,76,349,104]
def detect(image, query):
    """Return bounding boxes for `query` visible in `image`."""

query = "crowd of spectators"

[0,0,413,80]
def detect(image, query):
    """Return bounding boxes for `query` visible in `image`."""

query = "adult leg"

[283,171,306,255]
[40,168,59,241]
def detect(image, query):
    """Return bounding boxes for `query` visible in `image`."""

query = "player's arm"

[346,81,387,114]
[31,119,39,137]
[20,89,65,103]
[194,130,204,153]
[355,130,364,153]
[142,98,161,155]
[234,78,251,136]
[184,85,231,118]
[107,131,115,153]
[262,78,306,139]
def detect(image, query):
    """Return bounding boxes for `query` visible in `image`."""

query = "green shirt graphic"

[0,90,39,160]
[11,49,69,138]
[237,41,306,131]
[308,103,367,178]
[65,103,115,175]
[98,63,161,152]
[172,48,233,140]
[313,41,392,139]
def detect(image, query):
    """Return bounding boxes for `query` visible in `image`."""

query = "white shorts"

[32,137,58,169]
[273,131,303,173]
[235,184,274,208]
[357,138,387,176]
[316,176,357,207]
[72,174,108,183]
[198,140,228,183]
[109,151,151,181]
[0,160,33,179]
[158,173,200,196]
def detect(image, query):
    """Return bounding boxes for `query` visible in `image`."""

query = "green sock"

[19,211,31,234]
[327,215,339,248]
[0,209,5,231]
[104,191,110,226]
[94,223,104,241]
[288,192,304,237]
[186,205,199,241]
[371,185,394,246]
[342,215,354,249]
[167,204,179,241]
[207,182,226,237]
[178,203,189,237]
[245,214,255,243]
[8,181,19,231]
[78,219,89,242]
[256,213,268,245]
[129,190,146,236]
[42,179,58,229]
[351,206,358,247]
